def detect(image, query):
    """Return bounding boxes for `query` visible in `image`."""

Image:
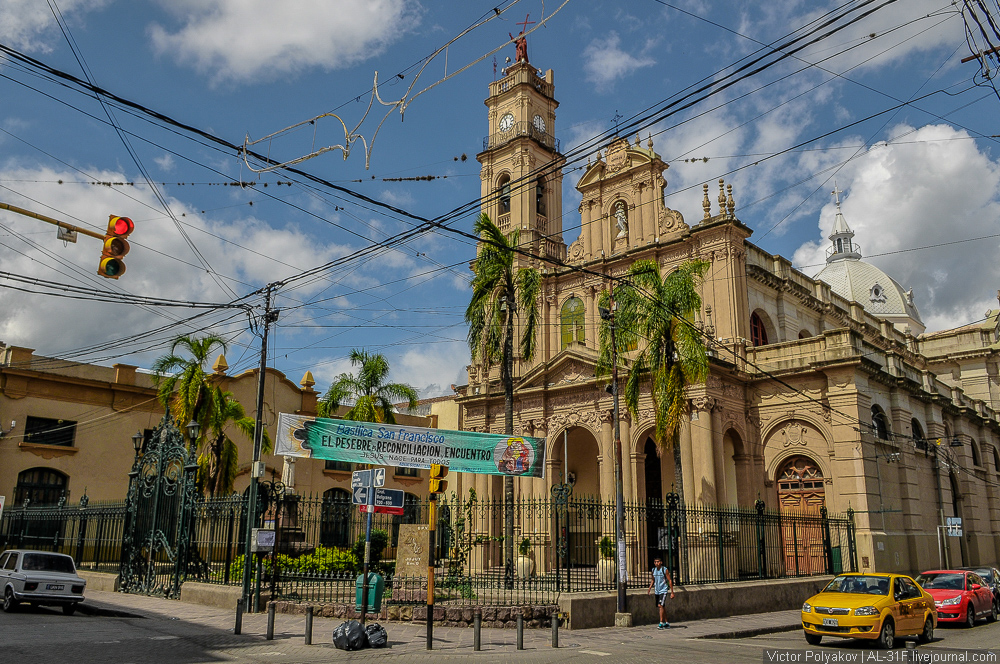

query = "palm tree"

[464,212,541,583]
[597,259,710,498]
[199,386,270,497]
[318,349,418,424]
[152,334,227,430]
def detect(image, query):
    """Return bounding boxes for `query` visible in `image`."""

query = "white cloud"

[148,0,422,85]
[395,341,470,399]
[792,124,1000,333]
[154,154,175,171]
[582,32,656,92]
[0,0,109,53]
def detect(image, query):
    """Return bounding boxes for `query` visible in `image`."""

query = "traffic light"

[98,215,134,279]
[428,464,449,494]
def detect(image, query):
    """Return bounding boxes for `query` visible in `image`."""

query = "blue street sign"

[352,486,369,505]
[373,467,385,487]
[352,469,371,488]
[358,488,405,515]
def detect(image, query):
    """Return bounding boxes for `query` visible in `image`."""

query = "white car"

[0,550,86,615]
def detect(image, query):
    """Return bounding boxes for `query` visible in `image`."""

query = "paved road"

[1,590,997,663]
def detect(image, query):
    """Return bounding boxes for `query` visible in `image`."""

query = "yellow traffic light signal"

[428,464,449,494]
[98,215,134,279]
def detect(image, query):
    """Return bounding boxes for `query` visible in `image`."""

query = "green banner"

[276,413,546,478]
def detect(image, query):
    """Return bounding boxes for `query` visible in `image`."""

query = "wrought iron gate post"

[664,492,680,586]
[846,507,857,572]
[755,498,766,579]
[550,480,572,593]
[820,506,834,575]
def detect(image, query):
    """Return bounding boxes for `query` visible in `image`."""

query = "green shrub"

[352,529,390,574]
[599,536,614,560]
[295,546,356,574]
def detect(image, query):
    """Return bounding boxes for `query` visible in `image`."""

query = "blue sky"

[1,0,998,400]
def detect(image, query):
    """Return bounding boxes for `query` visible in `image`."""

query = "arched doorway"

[549,426,602,567]
[320,488,353,548]
[644,437,664,568]
[776,456,827,575]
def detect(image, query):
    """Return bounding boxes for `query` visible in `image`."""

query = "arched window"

[911,419,926,450]
[970,439,982,467]
[750,311,769,347]
[13,468,68,506]
[993,447,1000,473]
[561,297,585,349]
[798,329,812,339]
[320,488,353,547]
[836,238,843,253]
[498,174,511,216]
[871,406,890,440]
[536,177,546,216]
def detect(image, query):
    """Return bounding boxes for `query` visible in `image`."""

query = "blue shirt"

[652,566,669,594]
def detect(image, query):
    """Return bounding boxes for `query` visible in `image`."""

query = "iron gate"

[118,415,199,597]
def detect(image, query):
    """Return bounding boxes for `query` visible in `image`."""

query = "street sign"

[359,488,405,515]
[352,469,372,488]
[946,516,962,537]
[352,486,369,505]
[373,467,385,487]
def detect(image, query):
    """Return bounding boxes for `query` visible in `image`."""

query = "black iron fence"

[0,491,856,608]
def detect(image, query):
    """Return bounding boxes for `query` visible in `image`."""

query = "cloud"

[582,32,656,92]
[0,0,109,53]
[149,0,422,85]
[154,154,175,171]
[791,124,1000,333]
[395,341,470,399]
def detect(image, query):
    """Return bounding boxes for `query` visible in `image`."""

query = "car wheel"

[2,587,18,613]
[965,606,975,628]
[877,618,895,650]
[62,604,76,616]
[805,633,822,646]
[987,602,997,623]
[918,617,934,644]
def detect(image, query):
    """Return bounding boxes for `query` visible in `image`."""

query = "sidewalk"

[79,589,802,656]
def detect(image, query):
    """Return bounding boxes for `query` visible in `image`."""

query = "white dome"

[814,258,924,334]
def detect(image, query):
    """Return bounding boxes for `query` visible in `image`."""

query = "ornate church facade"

[457,52,1000,576]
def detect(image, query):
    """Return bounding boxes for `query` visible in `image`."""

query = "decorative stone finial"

[718,179,726,215]
[635,133,641,146]
[300,370,316,389]
[647,133,653,149]
[726,184,735,218]
[703,183,711,220]
[212,354,229,375]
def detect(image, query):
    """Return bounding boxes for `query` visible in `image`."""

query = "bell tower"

[477,35,566,263]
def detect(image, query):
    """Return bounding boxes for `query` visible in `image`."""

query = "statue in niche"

[613,201,628,239]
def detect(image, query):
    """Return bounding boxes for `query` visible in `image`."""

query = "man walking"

[646,556,675,629]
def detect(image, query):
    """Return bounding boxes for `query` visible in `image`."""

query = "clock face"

[533,114,546,133]
[498,112,514,132]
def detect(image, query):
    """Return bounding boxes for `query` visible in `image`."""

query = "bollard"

[234,598,243,635]
[551,612,559,648]
[266,603,275,640]
[473,609,482,651]
[305,606,313,645]
[906,640,916,662]
[516,612,524,650]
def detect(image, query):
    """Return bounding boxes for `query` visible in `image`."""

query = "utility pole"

[601,281,627,618]
[241,284,279,608]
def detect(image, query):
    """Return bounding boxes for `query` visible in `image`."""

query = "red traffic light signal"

[98,215,134,279]
[428,464,449,494]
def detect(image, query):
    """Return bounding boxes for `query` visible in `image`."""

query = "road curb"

[697,623,800,639]
[77,602,145,619]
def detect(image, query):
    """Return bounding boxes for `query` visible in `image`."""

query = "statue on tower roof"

[509,14,534,63]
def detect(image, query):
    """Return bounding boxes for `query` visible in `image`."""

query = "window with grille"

[23,416,76,447]
[325,460,352,472]
[14,467,68,506]
[395,467,420,477]
[498,175,511,215]
[561,297,585,349]
[536,177,546,216]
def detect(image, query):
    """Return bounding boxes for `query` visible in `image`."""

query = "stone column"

[600,410,615,501]
[690,397,717,505]
[712,406,726,505]
[679,411,696,505]
[620,414,634,503]
[582,200,593,259]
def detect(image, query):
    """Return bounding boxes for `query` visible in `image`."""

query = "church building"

[457,43,1000,577]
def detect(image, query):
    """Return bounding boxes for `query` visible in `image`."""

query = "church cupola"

[826,184,862,263]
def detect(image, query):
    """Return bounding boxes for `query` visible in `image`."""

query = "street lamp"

[131,430,144,458]
[185,420,201,448]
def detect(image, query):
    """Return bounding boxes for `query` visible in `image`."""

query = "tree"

[597,259,710,498]
[152,334,265,496]
[199,386,270,497]
[318,349,418,424]
[464,212,541,583]
[152,334,228,429]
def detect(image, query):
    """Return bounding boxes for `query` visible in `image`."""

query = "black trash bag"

[333,620,368,651]
[365,622,388,648]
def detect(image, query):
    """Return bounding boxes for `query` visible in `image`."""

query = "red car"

[916,570,997,627]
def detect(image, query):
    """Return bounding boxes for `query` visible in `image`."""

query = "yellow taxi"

[801,573,937,648]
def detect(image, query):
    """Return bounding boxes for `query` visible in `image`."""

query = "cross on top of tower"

[517,13,535,34]
[509,14,534,63]
[832,182,843,208]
